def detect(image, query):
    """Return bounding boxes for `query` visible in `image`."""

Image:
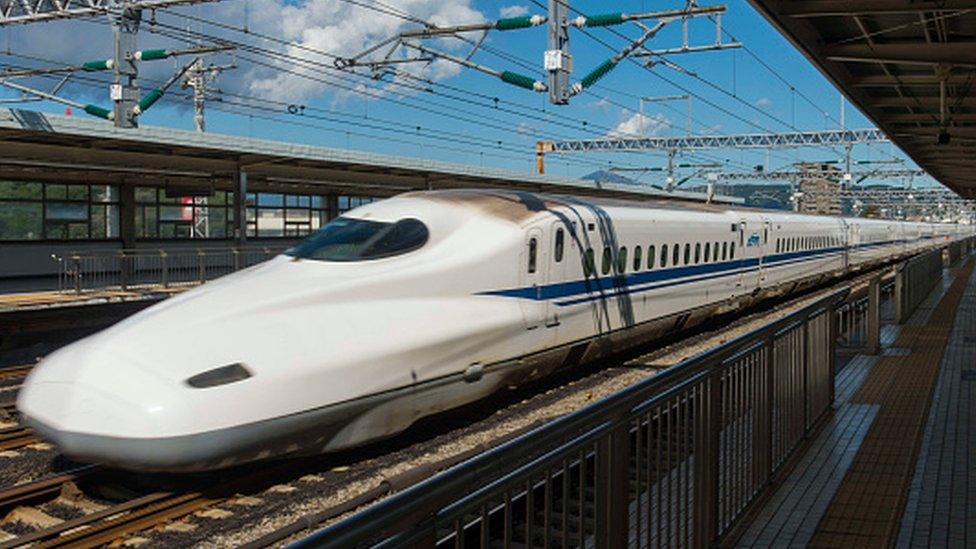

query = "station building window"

[246,192,330,238]
[0,181,120,241]
[136,188,236,239]
[338,195,375,215]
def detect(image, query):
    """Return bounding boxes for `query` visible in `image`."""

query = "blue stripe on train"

[479,236,936,307]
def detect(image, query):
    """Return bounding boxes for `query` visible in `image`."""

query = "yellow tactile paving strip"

[0,287,187,311]
[810,259,975,547]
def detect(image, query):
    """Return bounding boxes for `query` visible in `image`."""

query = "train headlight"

[185,363,253,388]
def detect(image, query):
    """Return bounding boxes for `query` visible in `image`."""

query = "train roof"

[402,188,942,226]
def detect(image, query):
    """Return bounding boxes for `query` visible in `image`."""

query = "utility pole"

[184,58,207,132]
[545,0,571,105]
[110,0,141,128]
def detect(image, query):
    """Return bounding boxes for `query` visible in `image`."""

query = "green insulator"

[82,59,112,71]
[137,48,169,61]
[495,15,534,30]
[579,59,616,89]
[83,104,112,119]
[138,88,164,111]
[500,71,538,90]
[584,13,624,27]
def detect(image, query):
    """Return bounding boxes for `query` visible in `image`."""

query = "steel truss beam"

[544,128,888,153]
[0,0,215,25]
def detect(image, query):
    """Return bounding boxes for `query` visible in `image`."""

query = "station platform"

[738,257,976,547]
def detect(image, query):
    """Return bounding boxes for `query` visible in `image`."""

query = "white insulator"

[530,15,546,26]
[571,16,587,27]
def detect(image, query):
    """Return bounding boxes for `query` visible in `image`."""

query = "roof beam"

[825,43,976,67]
[852,74,976,87]
[871,96,976,108]
[782,0,976,17]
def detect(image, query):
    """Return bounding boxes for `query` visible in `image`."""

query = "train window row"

[581,240,737,277]
[775,235,842,254]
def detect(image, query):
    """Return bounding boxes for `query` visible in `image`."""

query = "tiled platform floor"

[738,258,975,547]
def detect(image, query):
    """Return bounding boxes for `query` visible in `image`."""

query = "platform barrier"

[895,248,945,324]
[55,247,287,294]
[296,290,847,549]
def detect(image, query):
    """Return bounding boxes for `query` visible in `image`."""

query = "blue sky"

[0,0,933,188]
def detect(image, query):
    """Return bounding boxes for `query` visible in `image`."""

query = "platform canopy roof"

[0,109,740,204]
[748,1,976,198]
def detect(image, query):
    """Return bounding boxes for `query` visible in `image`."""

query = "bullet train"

[17,189,971,471]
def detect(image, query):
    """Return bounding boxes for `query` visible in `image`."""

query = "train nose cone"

[17,343,193,468]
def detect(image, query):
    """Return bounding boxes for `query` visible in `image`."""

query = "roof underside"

[0,109,740,204]
[748,0,976,198]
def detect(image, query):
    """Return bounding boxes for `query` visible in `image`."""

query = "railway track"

[0,365,33,384]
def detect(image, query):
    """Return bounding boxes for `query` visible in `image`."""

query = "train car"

[17,189,971,471]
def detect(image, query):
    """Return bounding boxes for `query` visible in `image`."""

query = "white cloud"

[500,5,530,18]
[248,0,485,101]
[607,111,671,138]
[6,0,486,105]
[755,97,772,108]
[587,96,612,110]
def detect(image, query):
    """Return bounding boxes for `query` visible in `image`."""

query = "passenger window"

[661,244,668,268]
[694,242,701,264]
[704,242,711,262]
[584,248,595,276]
[633,246,642,272]
[648,245,656,270]
[528,238,537,273]
[730,242,736,259]
[602,246,611,275]
[672,243,680,266]
[684,243,691,265]
[617,246,628,274]
[554,228,564,262]
[722,241,728,260]
[776,238,780,253]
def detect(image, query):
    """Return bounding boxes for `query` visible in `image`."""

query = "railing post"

[118,250,128,292]
[72,254,81,294]
[605,422,630,549]
[694,369,721,547]
[764,334,775,481]
[829,303,838,407]
[233,248,241,271]
[866,276,881,355]
[802,318,810,433]
[161,251,169,289]
[198,249,206,284]
[895,262,906,324]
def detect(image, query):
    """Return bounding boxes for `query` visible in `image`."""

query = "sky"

[0,0,936,189]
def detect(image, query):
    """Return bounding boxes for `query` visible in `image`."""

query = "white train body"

[17,190,971,470]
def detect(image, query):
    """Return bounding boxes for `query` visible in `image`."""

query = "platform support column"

[234,169,248,246]
[866,276,881,355]
[119,183,136,249]
[326,193,339,221]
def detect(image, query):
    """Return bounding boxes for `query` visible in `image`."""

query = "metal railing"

[894,248,945,324]
[295,290,846,549]
[54,247,288,294]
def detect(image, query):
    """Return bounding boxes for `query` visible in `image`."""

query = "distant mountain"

[581,170,649,187]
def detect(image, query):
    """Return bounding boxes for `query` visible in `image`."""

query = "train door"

[520,227,548,330]
[758,218,772,284]
[545,221,566,328]
[735,218,748,292]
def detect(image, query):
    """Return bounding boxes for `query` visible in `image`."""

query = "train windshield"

[286,216,429,261]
